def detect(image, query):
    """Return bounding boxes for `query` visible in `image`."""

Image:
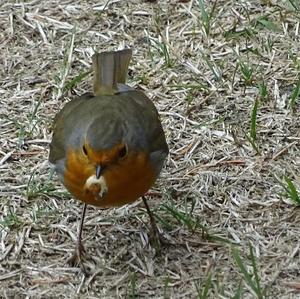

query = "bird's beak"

[96,165,102,179]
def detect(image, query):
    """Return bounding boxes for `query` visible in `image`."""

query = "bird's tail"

[92,49,132,96]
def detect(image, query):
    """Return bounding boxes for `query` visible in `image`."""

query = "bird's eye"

[82,145,88,156]
[119,144,127,158]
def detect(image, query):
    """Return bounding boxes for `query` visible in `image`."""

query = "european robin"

[49,49,168,269]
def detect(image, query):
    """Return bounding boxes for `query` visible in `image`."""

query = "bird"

[49,49,168,270]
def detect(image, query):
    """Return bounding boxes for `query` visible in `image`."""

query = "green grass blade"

[256,18,280,32]
[258,80,268,100]
[245,133,261,155]
[284,176,300,204]
[290,76,300,110]
[163,276,170,299]
[162,203,195,231]
[198,0,210,35]
[201,52,222,81]
[287,0,300,11]
[249,245,263,298]
[56,32,76,99]
[63,70,91,93]
[250,99,258,140]
[129,272,137,299]
[231,280,244,299]
[197,273,212,299]
[232,247,260,297]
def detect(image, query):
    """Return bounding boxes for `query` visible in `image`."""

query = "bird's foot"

[148,224,169,254]
[67,241,89,274]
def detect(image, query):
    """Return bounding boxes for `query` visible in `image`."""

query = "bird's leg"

[68,204,87,272]
[142,196,163,250]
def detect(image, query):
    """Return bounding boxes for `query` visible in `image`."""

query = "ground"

[1,0,300,298]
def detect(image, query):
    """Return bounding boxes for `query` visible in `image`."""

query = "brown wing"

[49,93,93,163]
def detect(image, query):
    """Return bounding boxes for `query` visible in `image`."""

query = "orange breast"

[63,149,157,207]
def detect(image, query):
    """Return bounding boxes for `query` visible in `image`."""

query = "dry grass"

[1,0,300,298]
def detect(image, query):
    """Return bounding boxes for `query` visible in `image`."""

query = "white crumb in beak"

[84,175,108,199]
